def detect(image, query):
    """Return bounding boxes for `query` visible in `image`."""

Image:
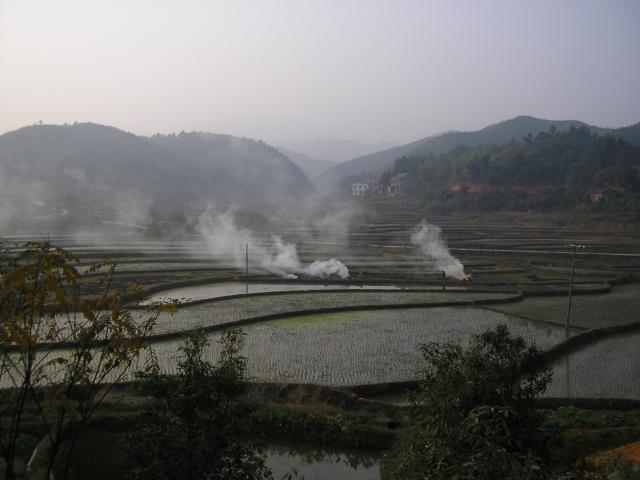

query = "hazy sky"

[1,0,639,144]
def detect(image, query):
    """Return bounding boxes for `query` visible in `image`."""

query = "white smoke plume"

[196,204,350,279]
[305,258,349,279]
[410,220,466,280]
[111,190,153,229]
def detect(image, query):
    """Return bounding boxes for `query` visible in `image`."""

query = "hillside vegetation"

[387,126,640,214]
[0,123,313,205]
[319,116,640,193]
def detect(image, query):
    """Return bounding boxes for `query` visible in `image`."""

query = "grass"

[271,311,369,329]
[542,407,640,430]
[250,405,395,450]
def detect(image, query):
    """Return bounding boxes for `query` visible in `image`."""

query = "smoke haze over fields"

[196,204,350,279]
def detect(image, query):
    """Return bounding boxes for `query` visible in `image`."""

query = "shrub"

[126,329,271,480]
[383,324,553,479]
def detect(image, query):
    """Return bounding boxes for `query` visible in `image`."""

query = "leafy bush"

[249,406,394,450]
[544,406,594,429]
[0,242,161,480]
[126,329,271,480]
[383,324,553,479]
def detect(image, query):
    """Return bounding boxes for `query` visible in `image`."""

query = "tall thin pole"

[565,244,585,331]
[245,243,248,295]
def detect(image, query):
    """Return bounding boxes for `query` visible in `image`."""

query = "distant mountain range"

[314,116,640,192]
[0,123,313,205]
[275,147,336,178]
[275,138,397,165]
[2,116,639,215]
[384,125,640,213]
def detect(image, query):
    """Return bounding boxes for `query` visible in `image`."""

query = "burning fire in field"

[411,220,467,280]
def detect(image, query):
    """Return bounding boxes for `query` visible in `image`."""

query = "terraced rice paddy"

[6,208,640,400]
[486,283,640,329]
[77,261,222,274]
[148,290,518,336]
[151,307,577,385]
[146,282,410,303]
[547,332,640,399]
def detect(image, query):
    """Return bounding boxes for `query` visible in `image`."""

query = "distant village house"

[590,188,624,202]
[389,172,417,196]
[352,182,370,196]
[351,172,417,197]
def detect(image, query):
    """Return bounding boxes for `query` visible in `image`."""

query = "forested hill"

[316,116,640,193]
[387,125,640,213]
[148,132,312,198]
[0,123,313,202]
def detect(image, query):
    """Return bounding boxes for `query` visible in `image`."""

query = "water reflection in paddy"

[547,331,640,400]
[145,282,463,303]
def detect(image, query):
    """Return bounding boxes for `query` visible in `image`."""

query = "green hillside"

[315,116,640,193]
[386,125,640,214]
[0,123,313,202]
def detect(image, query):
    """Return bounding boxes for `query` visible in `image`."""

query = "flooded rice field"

[146,291,517,336]
[6,206,639,287]
[145,281,467,304]
[6,208,640,400]
[547,331,640,400]
[151,307,579,386]
[487,283,640,329]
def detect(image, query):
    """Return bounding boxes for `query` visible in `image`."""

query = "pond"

[267,445,380,480]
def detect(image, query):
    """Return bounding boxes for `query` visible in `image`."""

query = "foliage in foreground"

[249,405,394,450]
[383,324,553,479]
[561,455,640,480]
[0,242,161,480]
[127,328,272,480]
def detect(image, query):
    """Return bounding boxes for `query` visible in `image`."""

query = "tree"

[379,168,394,187]
[383,324,552,479]
[0,241,163,479]
[127,328,271,480]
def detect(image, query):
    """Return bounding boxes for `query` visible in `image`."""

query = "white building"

[352,182,370,196]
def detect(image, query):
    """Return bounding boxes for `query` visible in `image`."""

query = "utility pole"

[245,243,249,295]
[565,243,586,330]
